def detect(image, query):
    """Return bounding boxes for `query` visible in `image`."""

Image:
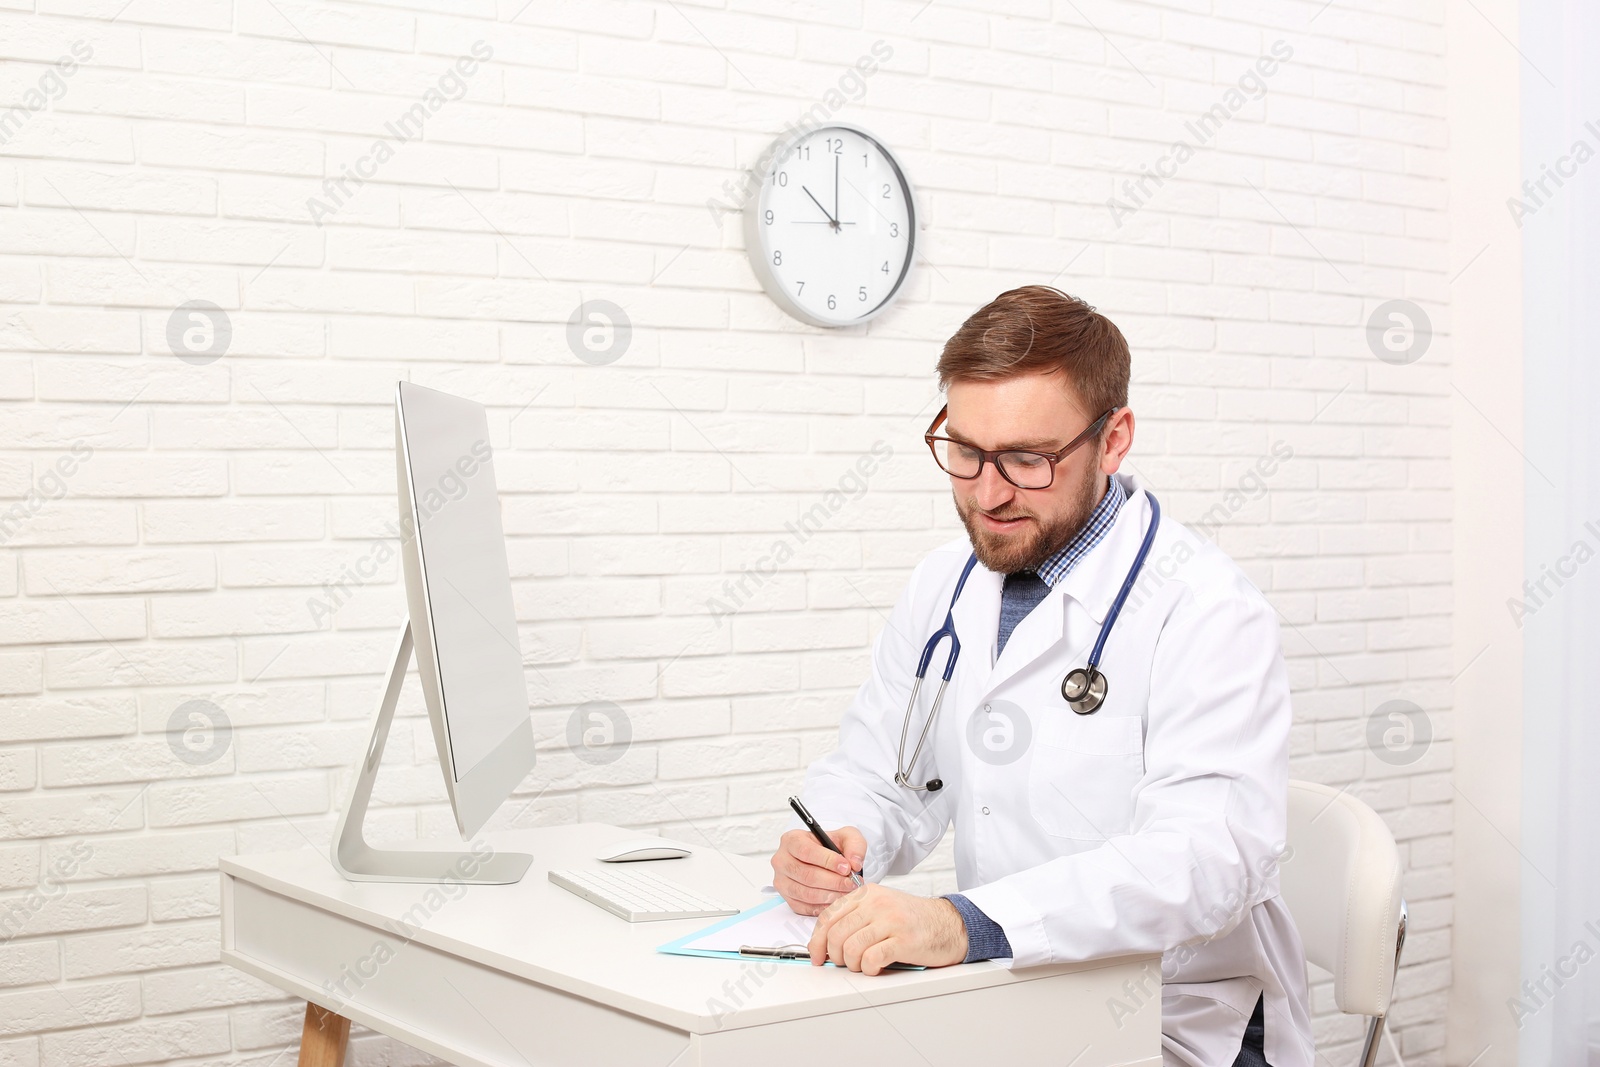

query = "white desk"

[220,822,1162,1067]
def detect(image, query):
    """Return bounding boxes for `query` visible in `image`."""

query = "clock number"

[881,260,890,274]
[881,183,891,199]
[772,250,782,266]
[796,281,804,294]
[827,294,837,310]
[858,286,868,302]
[862,153,868,167]
[774,171,788,186]
[763,210,773,225]
[796,144,810,160]
[825,137,843,154]
[890,223,899,238]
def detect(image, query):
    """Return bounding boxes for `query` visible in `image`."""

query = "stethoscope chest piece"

[1061,666,1107,715]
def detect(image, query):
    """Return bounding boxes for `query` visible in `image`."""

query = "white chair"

[1279,780,1408,1067]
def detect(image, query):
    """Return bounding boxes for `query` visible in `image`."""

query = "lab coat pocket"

[1026,715,1144,840]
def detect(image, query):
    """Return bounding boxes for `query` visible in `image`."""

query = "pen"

[739,944,809,959]
[738,944,919,971]
[788,795,864,888]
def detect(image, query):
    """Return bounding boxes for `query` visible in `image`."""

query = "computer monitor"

[330,382,536,884]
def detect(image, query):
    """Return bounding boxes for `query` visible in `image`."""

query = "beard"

[955,458,1107,574]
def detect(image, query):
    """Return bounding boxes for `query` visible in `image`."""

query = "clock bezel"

[742,122,918,329]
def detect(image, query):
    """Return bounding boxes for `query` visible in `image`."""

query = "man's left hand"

[806,883,968,974]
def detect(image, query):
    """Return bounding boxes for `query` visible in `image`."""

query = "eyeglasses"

[924,404,1115,490]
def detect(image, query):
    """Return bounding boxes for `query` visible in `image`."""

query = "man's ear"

[1101,408,1136,474]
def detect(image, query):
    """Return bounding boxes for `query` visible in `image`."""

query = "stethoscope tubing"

[1084,492,1161,671]
[896,554,979,789]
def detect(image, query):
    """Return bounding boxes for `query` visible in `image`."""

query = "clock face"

[744,125,916,328]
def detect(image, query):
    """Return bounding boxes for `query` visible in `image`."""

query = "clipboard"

[656,895,923,970]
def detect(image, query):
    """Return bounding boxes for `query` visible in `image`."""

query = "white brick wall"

[0,1,1454,1064]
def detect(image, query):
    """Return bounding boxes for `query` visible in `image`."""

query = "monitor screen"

[396,383,530,784]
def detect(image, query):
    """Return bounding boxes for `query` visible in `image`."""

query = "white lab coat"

[795,473,1315,1067]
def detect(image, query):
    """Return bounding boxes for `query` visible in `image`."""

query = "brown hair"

[935,285,1130,419]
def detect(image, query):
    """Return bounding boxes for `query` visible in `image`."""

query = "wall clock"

[743,123,917,328]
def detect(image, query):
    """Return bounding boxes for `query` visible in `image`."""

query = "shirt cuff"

[943,892,1013,963]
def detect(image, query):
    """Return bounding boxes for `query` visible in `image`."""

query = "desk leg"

[297,1002,350,1067]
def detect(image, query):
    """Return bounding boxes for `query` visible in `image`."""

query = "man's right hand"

[771,826,869,916]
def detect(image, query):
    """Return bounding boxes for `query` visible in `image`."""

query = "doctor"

[769,286,1314,1067]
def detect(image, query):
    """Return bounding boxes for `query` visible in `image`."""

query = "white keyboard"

[548,868,740,922]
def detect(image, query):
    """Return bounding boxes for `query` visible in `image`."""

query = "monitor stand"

[330,619,534,884]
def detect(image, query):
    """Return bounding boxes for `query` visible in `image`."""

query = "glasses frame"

[924,404,1116,490]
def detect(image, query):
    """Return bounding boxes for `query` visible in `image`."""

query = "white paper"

[680,900,817,954]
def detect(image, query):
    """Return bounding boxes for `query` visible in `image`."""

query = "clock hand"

[833,154,840,229]
[800,185,838,228]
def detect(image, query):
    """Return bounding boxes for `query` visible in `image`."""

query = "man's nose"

[973,462,1016,511]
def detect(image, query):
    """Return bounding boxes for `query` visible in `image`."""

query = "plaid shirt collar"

[1032,475,1127,587]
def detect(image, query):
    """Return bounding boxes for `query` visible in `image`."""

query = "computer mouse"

[595,839,692,863]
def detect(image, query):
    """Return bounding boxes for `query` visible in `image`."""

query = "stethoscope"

[893,492,1161,792]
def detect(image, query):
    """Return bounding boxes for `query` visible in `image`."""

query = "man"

[768,286,1314,1067]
